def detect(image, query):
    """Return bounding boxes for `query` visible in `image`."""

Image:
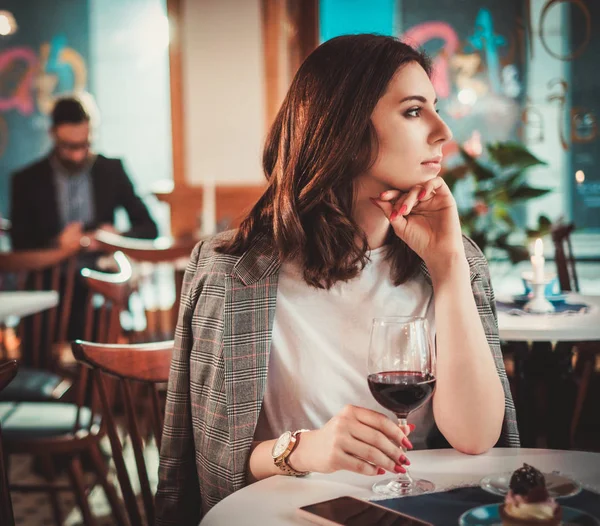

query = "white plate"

[480,471,581,498]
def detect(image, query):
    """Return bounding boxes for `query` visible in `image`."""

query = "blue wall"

[319,0,396,42]
[0,0,91,218]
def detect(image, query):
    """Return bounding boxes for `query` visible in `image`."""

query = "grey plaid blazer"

[155,232,520,525]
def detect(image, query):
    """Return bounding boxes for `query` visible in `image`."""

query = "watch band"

[274,429,311,476]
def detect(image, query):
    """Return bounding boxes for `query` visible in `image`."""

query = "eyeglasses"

[56,140,91,152]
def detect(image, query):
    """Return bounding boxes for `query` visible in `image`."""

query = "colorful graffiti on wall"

[402,0,596,155]
[0,34,87,159]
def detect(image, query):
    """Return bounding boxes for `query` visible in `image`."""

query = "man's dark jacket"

[10,154,158,249]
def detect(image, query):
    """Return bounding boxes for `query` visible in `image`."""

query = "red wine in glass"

[367,371,436,417]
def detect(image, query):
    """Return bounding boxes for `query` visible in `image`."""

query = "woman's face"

[356,62,452,195]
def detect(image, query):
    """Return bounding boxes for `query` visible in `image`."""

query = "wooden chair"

[0,245,81,402]
[551,222,598,446]
[94,230,199,341]
[72,339,174,526]
[0,360,18,526]
[551,222,579,293]
[0,253,134,526]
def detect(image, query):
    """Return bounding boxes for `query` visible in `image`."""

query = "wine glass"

[367,316,436,497]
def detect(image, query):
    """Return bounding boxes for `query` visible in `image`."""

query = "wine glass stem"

[397,417,414,484]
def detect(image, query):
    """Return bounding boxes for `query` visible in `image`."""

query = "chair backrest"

[71,339,173,526]
[551,223,579,292]
[0,360,18,526]
[81,251,135,344]
[64,252,135,439]
[0,245,80,368]
[94,230,199,341]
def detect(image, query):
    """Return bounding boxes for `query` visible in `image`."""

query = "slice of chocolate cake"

[499,464,563,525]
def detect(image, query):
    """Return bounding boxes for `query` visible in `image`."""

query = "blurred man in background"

[10,95,157,251]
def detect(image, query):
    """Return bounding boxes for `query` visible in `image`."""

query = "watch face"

[272,431,292,458]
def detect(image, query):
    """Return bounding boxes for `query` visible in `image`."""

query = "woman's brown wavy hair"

[217,34,431,288]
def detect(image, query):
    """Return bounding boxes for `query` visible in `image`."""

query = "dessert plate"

[480,472,581,498]
[459,504,598,525]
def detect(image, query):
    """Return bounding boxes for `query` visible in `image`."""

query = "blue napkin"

[496,300,590,315]
[377,487,600,525]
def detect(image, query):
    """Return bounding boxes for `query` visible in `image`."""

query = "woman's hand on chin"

[370,177,466,276]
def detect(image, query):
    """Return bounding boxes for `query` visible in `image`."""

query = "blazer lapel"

[223,235,281,489]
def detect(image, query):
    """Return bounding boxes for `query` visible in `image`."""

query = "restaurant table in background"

[497,293,600,449]
[0,291,59,324]
[201,448,600,526]
[497,294,600,342]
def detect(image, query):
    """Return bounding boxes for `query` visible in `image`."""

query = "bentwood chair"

[552,222,579,293]
[72,339,173,526]
[0,252,134,526]
[551,222,599,446]
[94,230,199,341]
[0,359,18,526]
[0,244,81,402]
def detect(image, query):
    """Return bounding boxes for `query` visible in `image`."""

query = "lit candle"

[531,238,545,284]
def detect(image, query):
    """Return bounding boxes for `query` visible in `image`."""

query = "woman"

[156,34,519,525]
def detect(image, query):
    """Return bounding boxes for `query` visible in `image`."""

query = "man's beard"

[56,155,89,175]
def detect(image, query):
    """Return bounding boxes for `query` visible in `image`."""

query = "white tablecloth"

[0,291,59,324]
[201,448,600,525]
[497,294,600,342]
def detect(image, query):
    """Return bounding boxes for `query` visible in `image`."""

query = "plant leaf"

[443,164,469,189]
[494,206,516,229]
[505,169,525,188]
[538,215,552,229]
[487,142,547,169]
[508,185,552,201]
[459,147,496,181]
[493,240,530,263]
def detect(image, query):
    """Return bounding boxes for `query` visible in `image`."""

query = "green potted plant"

[444,141,553,263]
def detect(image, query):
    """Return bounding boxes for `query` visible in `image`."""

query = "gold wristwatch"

[272,429,311,476]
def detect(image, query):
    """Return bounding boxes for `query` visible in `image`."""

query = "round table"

[0,291,59,324]
[201,448,600,525]
[496,293,600,449]
[497,293,600,342]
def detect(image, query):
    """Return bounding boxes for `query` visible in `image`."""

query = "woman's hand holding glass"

[288,405,413,476]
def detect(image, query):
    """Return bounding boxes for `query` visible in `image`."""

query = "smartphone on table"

[297,495,433,526]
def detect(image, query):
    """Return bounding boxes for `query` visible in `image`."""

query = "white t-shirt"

[253,246,436,448]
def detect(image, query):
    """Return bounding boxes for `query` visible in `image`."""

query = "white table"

[202,448,600,525]
[497,293,600,342]
[0,291,59,324]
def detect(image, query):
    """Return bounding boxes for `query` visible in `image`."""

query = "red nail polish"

[399,204,407,215]
[399,455,406,463]
[394,465,407,474]
[402,437,413,450]
[408,424,416,432]
[377,467,385,475]
[418,189,426,200]
[405,458,411,466]
[390,210,398,221]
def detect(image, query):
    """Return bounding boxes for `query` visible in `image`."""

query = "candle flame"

[575,170,585,184]
[534,238,543,257]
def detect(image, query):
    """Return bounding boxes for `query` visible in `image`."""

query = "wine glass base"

[372,476,435,497]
